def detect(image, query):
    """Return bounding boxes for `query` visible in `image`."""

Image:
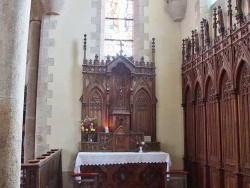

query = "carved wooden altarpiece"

[80,35,159,152]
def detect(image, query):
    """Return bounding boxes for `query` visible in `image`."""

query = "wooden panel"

[243,175,250,188]
[80,163,165,188]
[195,84,206,162]
[206,78,221,166]
[133,90,152,136]
[238,63,250,176]
[224,171,237,188]
[185,87,195,161]
[209,167,221,188]
[220,73,237,171]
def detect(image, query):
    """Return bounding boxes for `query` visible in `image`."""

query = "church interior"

[0,0,250,187]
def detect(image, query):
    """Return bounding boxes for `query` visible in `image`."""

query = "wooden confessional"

[80,35,159,152]
[182,2,250,188]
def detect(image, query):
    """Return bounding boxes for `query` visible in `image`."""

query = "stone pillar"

[24,20,41,162]
[0,0,31,187]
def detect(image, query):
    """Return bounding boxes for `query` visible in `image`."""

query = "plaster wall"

[44,0,184,172]
[145,1,183,169]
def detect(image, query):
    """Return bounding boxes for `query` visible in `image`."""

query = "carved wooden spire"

[191,30,195,56]
[83,34,87,62]
[228,0,233,29]
[203,18,210,46]
[236,0,244,24]
[152,38,155,64]
[217,6,225,35]
[200,20,204,50]
[194,29,199,53]
[182,39,185,64]
[213,7,218,41]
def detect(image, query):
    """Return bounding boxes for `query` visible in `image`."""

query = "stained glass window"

[104,0,134,57]
[212,0,217,4]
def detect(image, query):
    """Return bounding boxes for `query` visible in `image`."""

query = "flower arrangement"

[80,116,98,134]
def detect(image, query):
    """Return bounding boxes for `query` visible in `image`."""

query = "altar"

[76,37,167,187]
[74,151,171,188]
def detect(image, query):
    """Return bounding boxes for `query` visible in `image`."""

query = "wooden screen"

[181,2,250,187]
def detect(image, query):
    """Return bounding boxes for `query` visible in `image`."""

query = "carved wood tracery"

[182,3,250,187]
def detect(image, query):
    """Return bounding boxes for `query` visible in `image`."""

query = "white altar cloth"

[74,151,171,174]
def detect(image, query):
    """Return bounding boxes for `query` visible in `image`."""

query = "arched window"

[104,0,134,56]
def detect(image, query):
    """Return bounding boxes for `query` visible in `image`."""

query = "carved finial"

[152,38,155,63]
[182,39,185,64]
[217,6,225,35]
[194,30,199,53]
[228,0,233,29]
[185,38,191,61]
[203,18,210,46]
[140,56,145,66]
[213,7,218,40]
[200,20,204,49]
[106,55,111,64]
[94,54,99,65]
[235,0,244,24]
[83,34,87,61]
[191,30,195,56]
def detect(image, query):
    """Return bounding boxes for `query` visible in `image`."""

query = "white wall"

[145,1,184,169]
[45,0,184,172]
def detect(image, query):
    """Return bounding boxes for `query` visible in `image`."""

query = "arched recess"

[219,71,238,174]
[194,83,205,161]
[236,61,250,174]
[205,77,221,187]
[184,86,195,161]
[87,88,104,126]
[110,62,131,113]
[205,77,219,159]
[132,89,152,136]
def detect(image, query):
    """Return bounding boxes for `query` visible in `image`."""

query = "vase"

[87,133,92,142]
[139,146,143,153]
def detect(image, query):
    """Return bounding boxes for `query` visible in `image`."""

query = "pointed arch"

[184,86,195,160]
[236,62,250,172]
[194,83,206,161]
[87,88,104,126]
[132,89,152,136]
[205,77,220,169]
[219,71,237,166]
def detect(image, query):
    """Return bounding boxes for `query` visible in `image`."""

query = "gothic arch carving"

[86,88,105,125]
[234,59,250,87]
[133,76,153,99]
[236,63,250,173]
[106,57,135,74]
[218,69,233,93]
[132,89,152,136]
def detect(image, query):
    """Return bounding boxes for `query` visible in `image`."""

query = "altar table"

[74,152,171,188]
